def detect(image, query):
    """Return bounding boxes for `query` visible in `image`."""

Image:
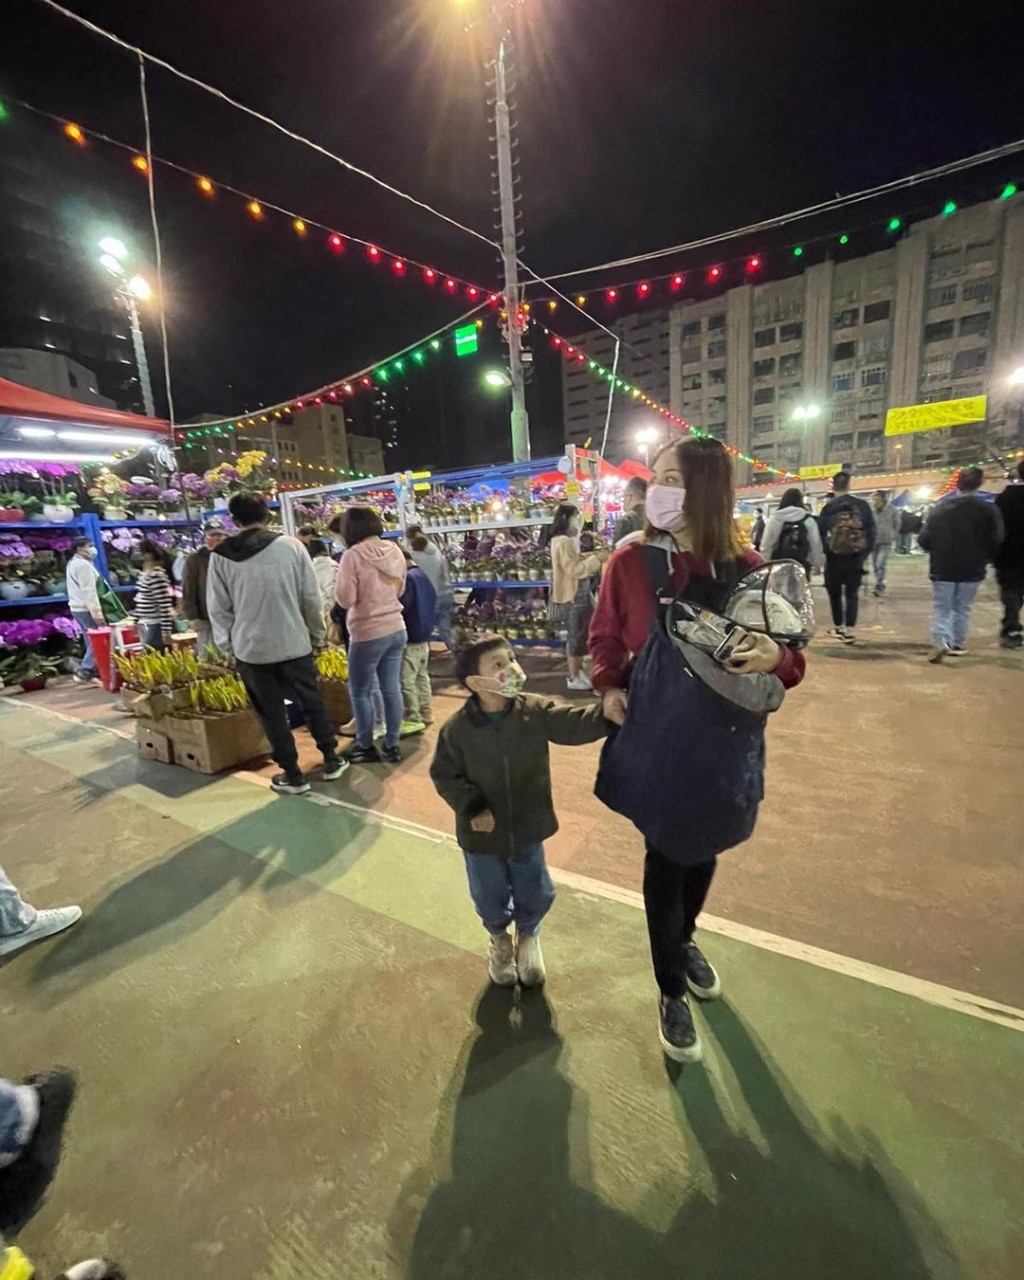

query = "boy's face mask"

[472,661,527,700]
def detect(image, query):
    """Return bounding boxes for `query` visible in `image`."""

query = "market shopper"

[0,866,80,958]
[180,520,226,654]
[589,437,807,1063]
[995,459,1024,649]
[613,477,648,545]
[66,536,103,685]
[548,503,609,691]
[759,487,824,575]
[406,524,455,647]
[870,490,901,596]
[133,540,175,652]
[335,506,408,765]
[430,635,610,988]
[817,471,876,643]
[308,539,339,615]
[400,553,438,734]
[919,468,1004,663]
[207,492,346,794]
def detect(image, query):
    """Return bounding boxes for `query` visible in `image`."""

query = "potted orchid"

[0,614,80,691]
[88,470,131,521]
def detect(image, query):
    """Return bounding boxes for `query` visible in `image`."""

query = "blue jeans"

[0,864,35,937]
[0,1077,37,1170]
[872,543,893,592]
[436,594,455,649]
[463,843,556,937]
[348,630,406,749]
[931,580,980,649]
[141,623,167,651]
[71,609,99,678]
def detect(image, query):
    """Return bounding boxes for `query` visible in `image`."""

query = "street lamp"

[791,403,822,422]
[1007,366,1024,387]
[483,369,512,389]
[636,425,659,468]
[97,237,155,417]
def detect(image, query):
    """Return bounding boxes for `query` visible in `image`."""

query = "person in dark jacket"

[919,467,1004,662]
[613,476,648,544]
[817,472,876,643]
[180,520,225,654]
[431,635,609,989]
[995,460,1024,648]
[399,554,438,732]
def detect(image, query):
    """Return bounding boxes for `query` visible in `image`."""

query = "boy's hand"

[602,688,628,726]
[470,810,496,833]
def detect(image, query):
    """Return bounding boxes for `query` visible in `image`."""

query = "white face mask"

[645,483,687,533]
[473,663,527,700]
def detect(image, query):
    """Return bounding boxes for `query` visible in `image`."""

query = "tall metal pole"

[125,292,155,418]
[491,10,530,462]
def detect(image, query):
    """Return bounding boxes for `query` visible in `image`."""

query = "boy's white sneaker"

[516,932,546,987]
[566,675,592,691]
[487,931,518,986]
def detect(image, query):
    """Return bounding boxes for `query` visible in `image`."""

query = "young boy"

[430,634,610,987]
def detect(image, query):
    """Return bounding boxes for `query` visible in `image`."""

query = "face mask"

[645,483,687,532]
[80,546,97,559]
[474,663,527,700]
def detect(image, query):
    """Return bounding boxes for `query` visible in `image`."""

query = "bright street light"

[792,403,822,422]
[636,425,660,467]
[98,236,128,261]
[1008,366,1024,387]
[127,275,152,301]
[98,253,122,277]
[96,236,155,417]
[483,369,512,389]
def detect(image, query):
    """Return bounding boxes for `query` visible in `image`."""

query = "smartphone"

[713,625,752,665]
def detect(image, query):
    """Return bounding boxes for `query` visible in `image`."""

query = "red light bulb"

[488,293,500,306]
[328,234,344,252]
[445,278,458,293]
[367,245,381,261]
[467,286,480,299]
[392,258,405,274]
[327,390,338,400]
[638,282,651,297]
[566,345,576,356]
[314,396,323,405]
[294,401,304,410]
[360,377,372,388]
[552,336,562,347]
[746,255,762,272]
[423,267,437,283]
[708,265,723,282]
[606,289,618,302]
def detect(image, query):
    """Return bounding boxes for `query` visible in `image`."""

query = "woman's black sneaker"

[658,995,703,1063]
[382,745,402,765]
[684,942,722,1000]
[270,772,311,795]
[343,744,382,765]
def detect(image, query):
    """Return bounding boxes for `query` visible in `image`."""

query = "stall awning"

[0,377,169,433]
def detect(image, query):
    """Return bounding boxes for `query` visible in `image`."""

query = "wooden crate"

[164,710,270,775]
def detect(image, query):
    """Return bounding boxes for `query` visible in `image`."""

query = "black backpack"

[826,501,869,556]
[775,515,811,566]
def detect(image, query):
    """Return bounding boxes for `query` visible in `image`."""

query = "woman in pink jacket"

[335,507,409,764]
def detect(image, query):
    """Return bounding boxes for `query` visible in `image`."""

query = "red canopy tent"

[531,456,635,486]
[0,377,169,433]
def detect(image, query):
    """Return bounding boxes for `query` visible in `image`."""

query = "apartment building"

[562,194,1024,479]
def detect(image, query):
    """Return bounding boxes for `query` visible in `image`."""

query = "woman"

[134,539,175,651]
[406,524,455,648]
[759,487,824,576]
[307,538,339,617]
[590,438,806,1064]
[548,503,609,691]
[335,507,408,765]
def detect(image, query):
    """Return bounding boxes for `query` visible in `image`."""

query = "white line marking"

[7,699,1024,1034]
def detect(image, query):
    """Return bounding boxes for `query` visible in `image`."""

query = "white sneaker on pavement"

[516,931,547,987]
[0,906,82,957]
[487,931,518,986]
[566,675,592,691]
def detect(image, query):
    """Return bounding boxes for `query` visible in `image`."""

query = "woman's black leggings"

[643,846,717,999]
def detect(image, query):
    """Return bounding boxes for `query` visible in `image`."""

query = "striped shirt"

[135,567,175,634]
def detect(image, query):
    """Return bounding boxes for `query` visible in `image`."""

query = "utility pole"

[490,3,530,461]
[124,291,155,418]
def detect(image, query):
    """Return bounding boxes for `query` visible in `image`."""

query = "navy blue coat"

[401,566,438,645]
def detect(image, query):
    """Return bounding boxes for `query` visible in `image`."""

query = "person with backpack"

[589,438,807,1064]
[817,472,876,643]
[759,488,824,575]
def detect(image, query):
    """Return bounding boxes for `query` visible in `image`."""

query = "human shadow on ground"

[662,1000,965,1280]
[399,989,963,1280]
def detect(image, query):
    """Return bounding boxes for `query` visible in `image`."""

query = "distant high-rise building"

[562,194,1024,478]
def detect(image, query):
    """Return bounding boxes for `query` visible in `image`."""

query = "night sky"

[4,0,1024,468]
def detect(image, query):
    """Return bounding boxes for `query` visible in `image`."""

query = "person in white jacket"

[759,489,825,575]
[65,536,104,684]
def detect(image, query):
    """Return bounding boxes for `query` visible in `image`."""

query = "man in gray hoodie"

[207,492,346,794]
[870,491,901,596]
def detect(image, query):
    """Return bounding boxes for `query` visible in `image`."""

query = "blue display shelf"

[419,516,550,536]
[99,518,200,530]
[452,579,550,590]
[0,520,83,531]
[0,593,69,609]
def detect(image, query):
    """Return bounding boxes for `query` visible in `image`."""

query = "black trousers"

[236,653,337,775]
[643,846,717,999]
[997,569,1024,638]
[824,554,864,629]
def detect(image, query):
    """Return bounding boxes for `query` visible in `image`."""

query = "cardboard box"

[318,679,352,729]
[135,720,174,764]
[164,710,270,775]
[128,686,193,721]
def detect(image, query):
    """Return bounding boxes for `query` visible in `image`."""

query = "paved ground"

[2,553,1022,1276]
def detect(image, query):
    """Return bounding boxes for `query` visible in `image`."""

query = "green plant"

[46,492,79,510]
[0,648,64,686]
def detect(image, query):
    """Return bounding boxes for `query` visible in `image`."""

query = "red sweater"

[589,542,807,694]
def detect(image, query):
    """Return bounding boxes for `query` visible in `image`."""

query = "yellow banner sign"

[799,463,843,481]
[885,396,987,437]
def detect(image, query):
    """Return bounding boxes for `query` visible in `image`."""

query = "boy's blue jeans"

[463,843,556,937]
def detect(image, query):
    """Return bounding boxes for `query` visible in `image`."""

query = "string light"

[999,182,1018,200]
[247,200,263,219]
[328,233,344,252]
[792,246,804,257]
[746,256,762,272]
[131,154,149,173]
[707,265,723,281]
[293,218,307,236]
[197,176,214,196]
[838,234,849,245]
[63,122,85,144]
[887,216,902,231]
[367,245,381,261]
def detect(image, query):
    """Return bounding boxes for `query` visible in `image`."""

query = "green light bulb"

[887,217,902,232]
[377,369,389,382]
[942,200,957,217]
[412,351,425,364]
[430,339,441,351]
[1000,183,1018,200]
[793,246,804,257]
[838,234,849,245]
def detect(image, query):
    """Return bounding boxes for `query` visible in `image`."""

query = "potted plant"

[89,470,131,521]
[0,646,64,692]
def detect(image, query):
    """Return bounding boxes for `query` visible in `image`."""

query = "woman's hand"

[724,632,783,675]
[602,687,629,725]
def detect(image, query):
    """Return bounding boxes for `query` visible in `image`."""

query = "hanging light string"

[178,303,488,441]
[8,97,499,301]
[534,320,798,480]
[35,0,500,256]
[540,141,1024,284]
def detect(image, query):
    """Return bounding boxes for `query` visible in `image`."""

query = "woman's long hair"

[647,437,743,562]
[548,503,579,541]
[778,487,805,510]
